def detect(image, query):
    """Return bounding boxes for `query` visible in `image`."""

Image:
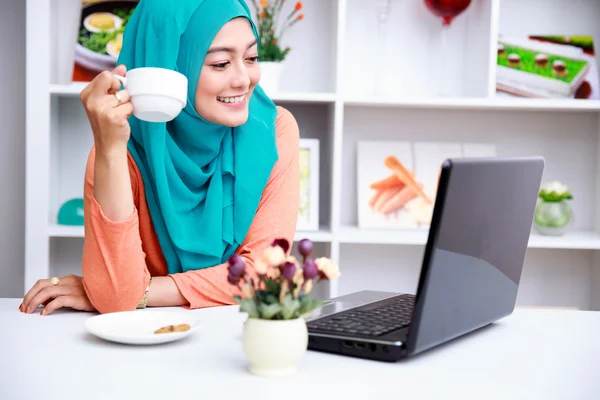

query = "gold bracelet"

[136,277,152,309]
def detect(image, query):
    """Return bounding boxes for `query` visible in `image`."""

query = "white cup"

[113,67,188,122]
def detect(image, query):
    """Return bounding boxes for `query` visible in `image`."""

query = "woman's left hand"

[20,274,96,315]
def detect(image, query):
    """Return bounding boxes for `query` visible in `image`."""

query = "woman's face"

[195,18,261,127]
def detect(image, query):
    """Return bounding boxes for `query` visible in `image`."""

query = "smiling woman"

[19,0,300,316]
[197,21,261,127]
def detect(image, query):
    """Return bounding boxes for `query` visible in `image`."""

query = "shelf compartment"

[343,0,494,99]
[495,0,600,102]
[340,106,599,234]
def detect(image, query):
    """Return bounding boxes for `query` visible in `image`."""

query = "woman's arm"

[81,146,151,313]
[162,106,300,309]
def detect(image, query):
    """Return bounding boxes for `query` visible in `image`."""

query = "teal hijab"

[117,0,278,274]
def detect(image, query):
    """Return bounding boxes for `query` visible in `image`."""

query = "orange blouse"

[81,106,300,314]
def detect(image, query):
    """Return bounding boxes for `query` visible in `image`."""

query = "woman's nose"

[231,67,251,88]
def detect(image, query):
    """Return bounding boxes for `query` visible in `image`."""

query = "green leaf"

[259,303,282,320]
[255,290,279,305]
[233,295,242,304]
[239,299,259,318]
[281,294,301,320]
[263,278,280,294]
[299,296,324,316]
[539,191,573,202]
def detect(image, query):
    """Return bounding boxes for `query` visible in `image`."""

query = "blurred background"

[3,0,600,311]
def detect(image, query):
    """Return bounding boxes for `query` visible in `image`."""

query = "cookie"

[154,323,191,334]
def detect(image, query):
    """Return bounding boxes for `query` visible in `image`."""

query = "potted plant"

[249,0,304,94]
[226,238,340,376]
[533,180,574,236]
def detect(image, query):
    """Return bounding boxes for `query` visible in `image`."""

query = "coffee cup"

[113,67,188,122]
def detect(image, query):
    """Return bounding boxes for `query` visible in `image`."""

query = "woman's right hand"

[80,65,133,154]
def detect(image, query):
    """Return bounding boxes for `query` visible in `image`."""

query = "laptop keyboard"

[307,294,415,337]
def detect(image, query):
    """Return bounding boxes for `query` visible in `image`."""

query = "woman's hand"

[20,275,96,316]
[80,64,133,155]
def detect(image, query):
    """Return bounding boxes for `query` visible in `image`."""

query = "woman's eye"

[212,62,229,69]
[248,56,259,62]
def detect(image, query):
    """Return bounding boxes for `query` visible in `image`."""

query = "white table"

[2,298,599,400]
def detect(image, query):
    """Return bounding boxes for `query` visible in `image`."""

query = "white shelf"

[344,96,600,112]
[338,226,429,246]
[51,83,600,112]
[338,226,600,250]
[50,82,337,104]
[270,92,337,103]
[50,82,87,95]
[48,224,333,243]
[527,231,600,250]
[48,224,83,238]
[294,228,333,243]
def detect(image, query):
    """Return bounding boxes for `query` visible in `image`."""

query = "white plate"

[84,310,200,345]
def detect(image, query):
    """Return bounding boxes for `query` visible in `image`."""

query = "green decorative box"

[58,198,84,226]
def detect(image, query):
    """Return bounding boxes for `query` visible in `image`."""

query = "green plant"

[249,0,304,62]
[538,180,573,202]
[226,238,340,320]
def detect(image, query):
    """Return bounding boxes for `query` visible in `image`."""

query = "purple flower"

[281,261,296,280]
[303,259,318,280]
[271,238,290,254]
[227,272,241,285]
[227,254,245,278]
[298,238,313,258]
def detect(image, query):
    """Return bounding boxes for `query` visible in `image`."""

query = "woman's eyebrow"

[207,39,258,55]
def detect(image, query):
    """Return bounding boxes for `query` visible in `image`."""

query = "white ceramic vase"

[242,317,308,376]
[259,61,284,96]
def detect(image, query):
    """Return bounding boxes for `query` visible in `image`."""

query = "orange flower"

[260,0,267,7]
[272,39,277,44]
[297,14,304,20]
[259,11,266,18]
[295,1,302,11]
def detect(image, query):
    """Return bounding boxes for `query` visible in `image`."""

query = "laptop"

[306,156,545,361]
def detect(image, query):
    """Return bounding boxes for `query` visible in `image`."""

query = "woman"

[19,0,300,315]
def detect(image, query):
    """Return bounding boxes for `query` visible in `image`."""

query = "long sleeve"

[168,106,300,309]
[81,147,151,314]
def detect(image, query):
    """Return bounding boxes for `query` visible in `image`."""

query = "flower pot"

[242,316,308,376]
[533,199,573,236]
[259,61,284,96]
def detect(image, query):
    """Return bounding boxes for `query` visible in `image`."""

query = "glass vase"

[533,200,573,236]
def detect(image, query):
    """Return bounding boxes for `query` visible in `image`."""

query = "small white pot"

[259,61,284,96]
[242,317,308,376]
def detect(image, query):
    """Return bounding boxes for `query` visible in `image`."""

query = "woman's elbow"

[82,276,142,314]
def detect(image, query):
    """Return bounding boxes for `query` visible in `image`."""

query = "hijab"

[117,0,278,274]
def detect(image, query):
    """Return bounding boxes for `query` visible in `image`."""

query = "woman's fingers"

[93,70,123,97]
[110,90,131,108]
[26,285,69,314]
[21,279,52,313]
[41,296,76,316]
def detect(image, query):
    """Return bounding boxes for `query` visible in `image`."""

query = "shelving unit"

[26,0,600,310]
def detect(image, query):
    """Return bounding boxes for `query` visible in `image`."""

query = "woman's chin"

[214,110,249,127]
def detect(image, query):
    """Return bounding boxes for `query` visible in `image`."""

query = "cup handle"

[113,74,127,88]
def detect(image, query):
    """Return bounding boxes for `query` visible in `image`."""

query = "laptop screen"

[405,157,544,356]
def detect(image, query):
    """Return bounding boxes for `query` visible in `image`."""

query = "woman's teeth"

[217,95,245,103]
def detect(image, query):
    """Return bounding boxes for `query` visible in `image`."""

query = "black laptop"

[306,156,545,361]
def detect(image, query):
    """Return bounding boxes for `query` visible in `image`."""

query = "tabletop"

[1,298,599,400]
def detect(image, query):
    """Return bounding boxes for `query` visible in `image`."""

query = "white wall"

[0,0,25,297]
